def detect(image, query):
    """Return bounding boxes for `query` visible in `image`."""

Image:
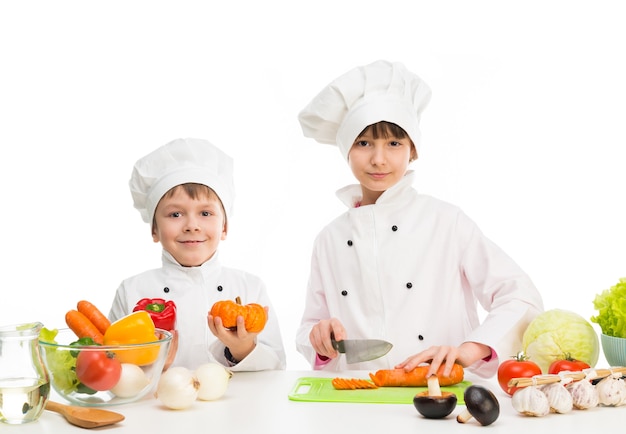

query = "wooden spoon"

[45,400,125,429]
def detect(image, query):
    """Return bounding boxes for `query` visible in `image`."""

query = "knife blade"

[331,336,393,363]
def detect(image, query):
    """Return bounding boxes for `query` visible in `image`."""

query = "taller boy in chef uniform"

[109,138,286,371]
[295,60,544,378]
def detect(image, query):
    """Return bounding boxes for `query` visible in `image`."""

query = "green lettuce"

[591,277,626,338]
[39,327,59,343]
[40,327,80,394]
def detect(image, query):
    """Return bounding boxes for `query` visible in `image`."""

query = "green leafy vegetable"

[591,277,626,338]
[40,327,96,395]
[39,327,59,343]
[522,309,599,373]
[69,336,98,357]
[41,327,79,393]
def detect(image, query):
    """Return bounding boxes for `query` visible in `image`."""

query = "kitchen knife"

[331,336,393,363]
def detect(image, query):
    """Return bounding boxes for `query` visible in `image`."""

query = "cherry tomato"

[548,354,590,374]
[75,350,122,391]
[497,352,542,395]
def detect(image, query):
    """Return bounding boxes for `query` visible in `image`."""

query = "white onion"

[195,363,232,401]
[156,366,200,409]
[110,363,150,398]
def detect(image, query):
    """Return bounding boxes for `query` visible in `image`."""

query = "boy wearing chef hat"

[109,138,286,371]
[295,60,544,378]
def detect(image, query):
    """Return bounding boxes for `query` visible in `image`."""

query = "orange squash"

[210,296,267,333]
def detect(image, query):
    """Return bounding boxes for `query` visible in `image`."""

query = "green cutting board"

[288,377,471,405]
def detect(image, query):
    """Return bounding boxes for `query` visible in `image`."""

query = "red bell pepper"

[133,298,177,330]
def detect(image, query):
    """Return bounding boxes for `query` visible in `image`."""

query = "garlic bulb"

[511,386,550,417]
[566,380,598,409]
[596,374,626,407]
[540,382,573,414]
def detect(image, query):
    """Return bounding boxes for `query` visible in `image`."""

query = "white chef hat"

[298,60,432,160]
[129,138,234,225]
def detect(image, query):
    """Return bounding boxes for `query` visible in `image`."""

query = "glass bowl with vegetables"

[39,311,172,407]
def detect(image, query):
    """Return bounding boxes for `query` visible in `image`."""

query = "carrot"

[65,309,104,344]
[369,363,464,387]
[77,300,111,334]
[331,377,378,390]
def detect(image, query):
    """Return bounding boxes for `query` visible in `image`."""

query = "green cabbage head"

[522,308,599,373]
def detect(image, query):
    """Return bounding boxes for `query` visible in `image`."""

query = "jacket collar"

[161,249,221,277]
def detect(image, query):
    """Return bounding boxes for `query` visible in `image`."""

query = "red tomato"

[497,353,542,395]
[75,350,122,391]
[548,355,590,374]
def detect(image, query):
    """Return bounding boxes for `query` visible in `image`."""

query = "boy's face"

[152,187,227,267]
[348,129,414,206]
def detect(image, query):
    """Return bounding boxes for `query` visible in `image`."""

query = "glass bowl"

[39,328,172,407]
[601,333,626,367]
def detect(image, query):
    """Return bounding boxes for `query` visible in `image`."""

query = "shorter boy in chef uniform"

[295,60,544,378]
[109,138,286,371]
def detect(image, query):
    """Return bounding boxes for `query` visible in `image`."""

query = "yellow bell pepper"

[103,311,159,365]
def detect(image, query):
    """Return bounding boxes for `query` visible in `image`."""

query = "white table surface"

[9,369,625,433]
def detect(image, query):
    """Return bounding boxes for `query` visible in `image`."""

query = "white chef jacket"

[296,171,543,377]
[109,250,286,371]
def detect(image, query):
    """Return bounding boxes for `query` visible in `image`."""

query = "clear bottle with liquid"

[0,322,50,424]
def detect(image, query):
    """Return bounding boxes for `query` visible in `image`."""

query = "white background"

[1,1,624,370]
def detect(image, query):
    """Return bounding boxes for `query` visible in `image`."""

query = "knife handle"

[330,333,345,353]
